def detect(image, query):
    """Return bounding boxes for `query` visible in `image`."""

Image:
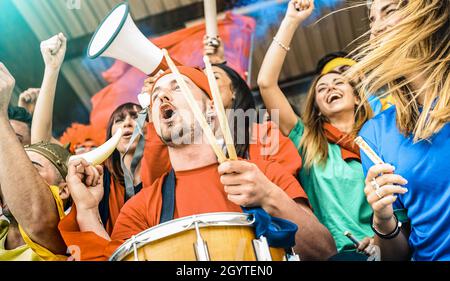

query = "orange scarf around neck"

[323,122,360,162]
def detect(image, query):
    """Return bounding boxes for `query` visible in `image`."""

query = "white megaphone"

[87,2,166,76]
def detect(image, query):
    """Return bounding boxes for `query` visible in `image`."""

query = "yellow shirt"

[0,219,43,261]
[0,185,67,261]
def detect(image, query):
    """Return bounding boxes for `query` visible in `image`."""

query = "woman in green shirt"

[257,0,375,255]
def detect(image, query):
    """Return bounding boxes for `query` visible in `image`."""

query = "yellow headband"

[321,58,357,74]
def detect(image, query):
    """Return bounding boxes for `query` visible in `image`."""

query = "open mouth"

[122,131,133,139]
[160,103,176,121]
[326,92,343,104]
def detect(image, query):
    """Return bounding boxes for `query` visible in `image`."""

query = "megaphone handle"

[149,55,183,76]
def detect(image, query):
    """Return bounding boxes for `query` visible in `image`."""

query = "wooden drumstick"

[162,49,227,163]
[354,136,384,165]
[204,0,219,47]
[344,231,361,247]
[203,55,238,160]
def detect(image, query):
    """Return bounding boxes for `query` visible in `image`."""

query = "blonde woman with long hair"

[351,0,449,261]
[258,0,376,257]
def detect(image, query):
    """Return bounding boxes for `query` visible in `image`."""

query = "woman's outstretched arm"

[257,0,314,136]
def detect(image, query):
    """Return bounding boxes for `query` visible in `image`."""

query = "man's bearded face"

[151,74,209,146]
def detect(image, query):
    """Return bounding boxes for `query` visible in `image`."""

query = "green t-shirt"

[0,219,43,261]
[289,119,374,252]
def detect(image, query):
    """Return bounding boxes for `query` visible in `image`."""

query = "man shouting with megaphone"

[58,60,337,261]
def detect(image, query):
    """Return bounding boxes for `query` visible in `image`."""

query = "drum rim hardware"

[286,248,301,261]
[193,219,211,261]
[252,235,273,261]
[131,235,139,261]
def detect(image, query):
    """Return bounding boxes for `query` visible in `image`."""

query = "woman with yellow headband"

[257,0,376,257]
[319,53,394,115]
[321,57,357,75]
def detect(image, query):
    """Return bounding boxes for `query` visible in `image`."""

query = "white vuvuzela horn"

[69,128,123,166]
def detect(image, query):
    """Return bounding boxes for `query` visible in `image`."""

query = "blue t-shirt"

[359,106,450,261]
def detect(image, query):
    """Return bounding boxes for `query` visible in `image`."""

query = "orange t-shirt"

[59,159,307,261]
[249,121,301,177]
[140,122,302,188]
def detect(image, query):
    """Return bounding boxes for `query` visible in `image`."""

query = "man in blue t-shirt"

[359,106,450,261]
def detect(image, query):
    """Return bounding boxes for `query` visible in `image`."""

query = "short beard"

[161,121,202,147]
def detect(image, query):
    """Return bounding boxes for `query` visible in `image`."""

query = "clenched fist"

[40,33,67,70]
[18,88,40,114]
[218,160,276,209]
[285,0,315,24]
[66,158,104,212]
[203,35,225,64]
[0,63,15,115]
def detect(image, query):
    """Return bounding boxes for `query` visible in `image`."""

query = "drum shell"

[110,213,288,261]
[123,225,286,261]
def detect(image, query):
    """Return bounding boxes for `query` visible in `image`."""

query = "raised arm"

[31,33,67,144]
[0,63,66,254]
[257,0,314,136]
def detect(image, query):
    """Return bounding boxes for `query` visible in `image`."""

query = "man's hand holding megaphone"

[40,33,67,71]
[137,71,164,120]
